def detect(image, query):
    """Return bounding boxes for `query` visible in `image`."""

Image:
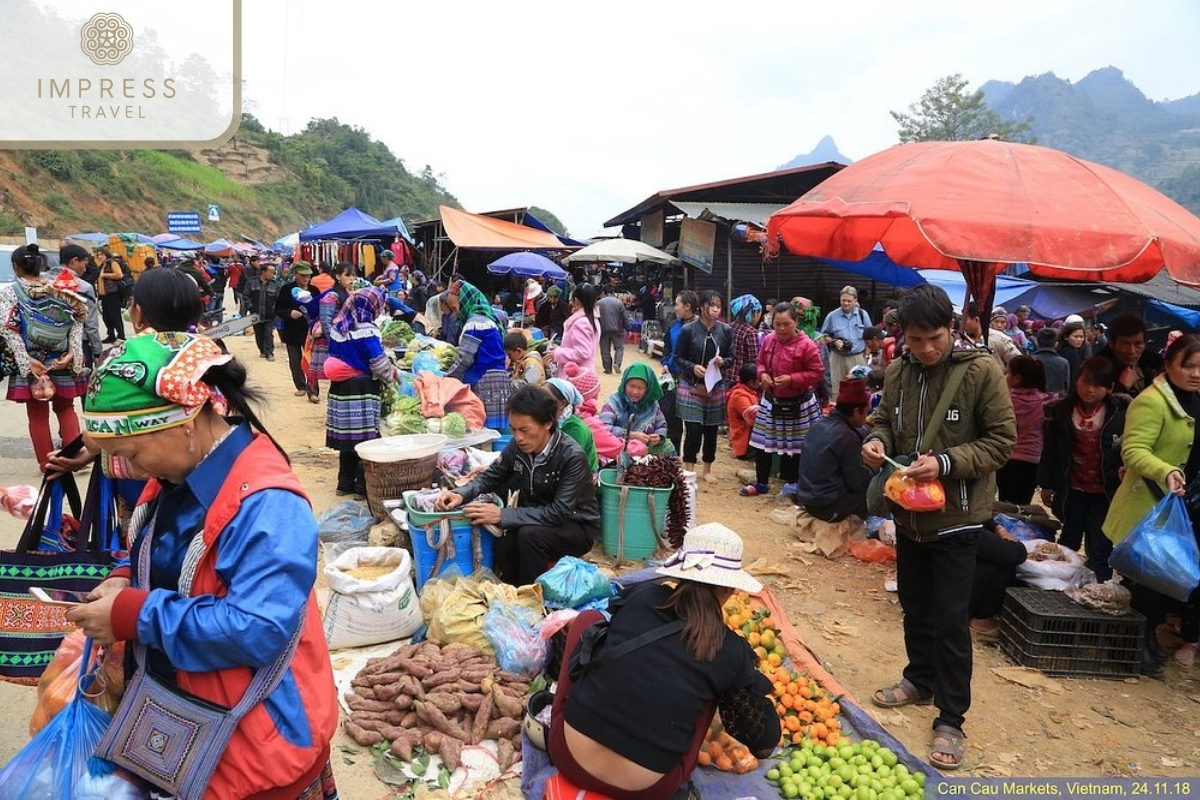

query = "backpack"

[114,258,134,303]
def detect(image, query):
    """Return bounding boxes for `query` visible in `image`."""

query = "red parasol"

[766,139,1200,315]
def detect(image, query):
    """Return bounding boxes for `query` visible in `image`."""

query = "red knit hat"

[562,362,600,401]
[838,378,871,407]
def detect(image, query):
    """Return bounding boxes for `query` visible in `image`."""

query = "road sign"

[208,204,221,222]
[167,211,202,234]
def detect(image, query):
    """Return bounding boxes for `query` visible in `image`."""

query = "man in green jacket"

[861,284,1016,772]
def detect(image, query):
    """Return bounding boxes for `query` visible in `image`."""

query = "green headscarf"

[82,331,231,438]
[451,280,497,326]
[618,362,663,412]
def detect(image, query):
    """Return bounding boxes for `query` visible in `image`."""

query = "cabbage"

[441,412,468,438]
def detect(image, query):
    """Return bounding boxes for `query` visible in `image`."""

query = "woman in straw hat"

[66,331,338,799]
[548,524,779,799]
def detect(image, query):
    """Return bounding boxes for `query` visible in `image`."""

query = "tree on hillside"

[891,74,1035,144]
[528,206,570,237]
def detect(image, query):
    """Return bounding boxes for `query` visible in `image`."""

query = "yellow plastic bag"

[421,569,543,655]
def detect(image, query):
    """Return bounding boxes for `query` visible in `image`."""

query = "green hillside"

[0,114,462,241]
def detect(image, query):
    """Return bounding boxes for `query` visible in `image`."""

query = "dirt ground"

[0,332,1197,799]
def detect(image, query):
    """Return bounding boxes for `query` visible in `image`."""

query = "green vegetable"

[441,412,468,438]
[380,319,415,348]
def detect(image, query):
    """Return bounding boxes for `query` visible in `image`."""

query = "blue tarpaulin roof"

[158,236,205,251]
[523,212,588,248]
[299,207,409,242]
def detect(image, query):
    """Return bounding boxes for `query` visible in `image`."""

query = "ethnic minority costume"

[749,331,824,457]
[448,281,510,430]
[0,277,89,400]
[598,363,676,457]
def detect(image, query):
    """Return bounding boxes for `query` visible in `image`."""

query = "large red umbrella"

[766,139,1200,315]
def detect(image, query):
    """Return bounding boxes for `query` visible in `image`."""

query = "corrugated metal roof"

[1048,269,1200,308]
[669,202,786,226]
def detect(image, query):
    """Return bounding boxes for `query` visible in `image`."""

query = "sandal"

[871,678,933,708]
[969,619,1000,642]
[740,483,769,497]
[930,724,966,771]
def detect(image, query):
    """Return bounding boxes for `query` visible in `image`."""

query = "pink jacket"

[1009,387,1050,463]
[553,309,599,374]
[757,331,824,398]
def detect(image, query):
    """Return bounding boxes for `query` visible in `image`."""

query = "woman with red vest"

[68,331,338,800]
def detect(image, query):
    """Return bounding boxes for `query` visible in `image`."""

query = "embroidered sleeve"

[452,330,481,379]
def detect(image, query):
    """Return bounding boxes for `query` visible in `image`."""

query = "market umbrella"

[562,238,679,266]
[487,251,567,279]
[766,139,1200,316]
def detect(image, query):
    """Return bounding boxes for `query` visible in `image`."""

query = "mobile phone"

[29,587,91,606]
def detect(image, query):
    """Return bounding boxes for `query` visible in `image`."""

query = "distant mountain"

[983,67,1200,211]
[777,135,853,170]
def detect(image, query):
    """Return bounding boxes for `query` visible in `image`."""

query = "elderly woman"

[436,386,600,585]
[1103,333,1200,679]
[67,332,338,800]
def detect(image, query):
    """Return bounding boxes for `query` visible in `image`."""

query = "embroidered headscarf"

[730,294,762,323]
[451,280,498,326]
[332,288,386,339]
[617,362,663,412]
[82,331,230,438]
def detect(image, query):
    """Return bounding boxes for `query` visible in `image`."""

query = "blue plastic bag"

[536,556,614,610]
[1110,494,1200,602]
[411,351,445,377]
[0,639,126,800]
[481,601,547,676]
[994,513,1053,542]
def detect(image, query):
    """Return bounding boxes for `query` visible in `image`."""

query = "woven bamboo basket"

[362,453,438,519]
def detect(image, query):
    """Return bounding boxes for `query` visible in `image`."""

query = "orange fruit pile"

[697,714,759,774]
[722,591,788,672]
[766,666,843,748]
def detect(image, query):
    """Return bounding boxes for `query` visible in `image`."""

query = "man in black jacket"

[796,377,873,521]
[1092,312,1162,398]
[276,261,316,398]
[1031,327,1071,396]
[243,262,281,360]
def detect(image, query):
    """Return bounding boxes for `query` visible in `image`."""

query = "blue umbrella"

[487,251,567,279]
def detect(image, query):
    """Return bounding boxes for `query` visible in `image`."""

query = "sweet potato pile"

[343,640,527,772]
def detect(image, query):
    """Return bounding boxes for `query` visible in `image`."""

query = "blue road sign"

[167,211,202,234]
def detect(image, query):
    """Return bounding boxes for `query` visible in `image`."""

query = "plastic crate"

[998,587,1145,679]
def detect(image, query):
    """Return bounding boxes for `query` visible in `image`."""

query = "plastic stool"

[543,773,612,800]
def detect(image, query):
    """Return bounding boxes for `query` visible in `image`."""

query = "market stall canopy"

[157,236,205,251]
[299,207,408,242]
[439,205,570,250]
[378,217,415,244]
[487,251,568,279]
[204,238,237,256]
[522,211,588,247]
[767,139,1200,315]
[63,232,110,243]
[562,238,679,266]
[274,232,300,251]
[914,270,1106,320]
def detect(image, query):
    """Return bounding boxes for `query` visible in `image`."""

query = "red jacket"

[726,383,760,457]
[112,435,337,799]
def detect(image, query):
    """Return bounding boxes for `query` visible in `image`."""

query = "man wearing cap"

[1093,313,1162,398]
[796,377,874,522]
[58,244,103,366]
[960,303,1019,367]
[819,286,871,401]
[1032,327,1071,395]
[277,262,318,399]
[536,286,569,341]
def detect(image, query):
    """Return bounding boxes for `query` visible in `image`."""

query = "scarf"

[451,280,497,326]
[617,362,663,412]
[331,287,385,340]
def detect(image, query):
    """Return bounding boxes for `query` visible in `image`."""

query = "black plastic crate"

[998,587,1145,679]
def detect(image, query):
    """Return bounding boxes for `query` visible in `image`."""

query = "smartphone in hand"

[29,587,91,606]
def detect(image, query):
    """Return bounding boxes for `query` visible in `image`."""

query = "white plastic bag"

[322,546,422,649]
[1016,540,1090,591]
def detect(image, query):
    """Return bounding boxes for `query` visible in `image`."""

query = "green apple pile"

[764,738,925,800]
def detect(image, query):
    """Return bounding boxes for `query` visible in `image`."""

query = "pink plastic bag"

[0,484,38,519]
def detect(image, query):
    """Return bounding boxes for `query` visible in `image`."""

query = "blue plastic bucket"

[598,468,672,560]
[404,493,499,591]
[494,434,513,451]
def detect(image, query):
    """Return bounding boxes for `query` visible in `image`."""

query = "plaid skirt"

[675,380,726,427]
[474,369,512,431]
[306,336,329,382]
[749,394,822,455]
[6,368,88,401]
[325,375,382,451]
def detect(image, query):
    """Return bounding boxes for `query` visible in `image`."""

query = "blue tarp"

[914,270,1103,321]
[63,232,110,243]
[523,212,588,248]
[1142,299,1200,330]
[378,217,415,244]
[816,251,927,289]
[158,236,205,251]
[298,207,407,242]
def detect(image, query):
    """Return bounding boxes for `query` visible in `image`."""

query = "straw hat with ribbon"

[656,523,761,593]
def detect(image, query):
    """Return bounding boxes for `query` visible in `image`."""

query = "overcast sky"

[235,1,1196,236]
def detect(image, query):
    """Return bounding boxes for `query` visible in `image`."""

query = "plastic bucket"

[598,468,672,560]
[494,434,513,452]
[404,492,500,591]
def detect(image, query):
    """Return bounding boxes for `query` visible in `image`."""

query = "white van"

[0,244,61,288]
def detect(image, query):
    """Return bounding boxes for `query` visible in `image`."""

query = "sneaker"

[266,355,276,362]
[294,390,307,397]
[739,483,770,497]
